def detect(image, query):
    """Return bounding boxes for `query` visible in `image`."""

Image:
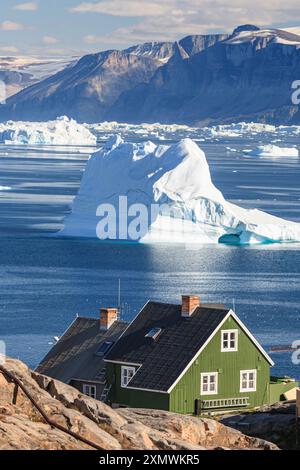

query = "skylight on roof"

[145,327,162,340]
[95,341,114,356]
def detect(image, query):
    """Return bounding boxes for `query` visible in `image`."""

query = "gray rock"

[220,401,298,449]
[0,357,279,450]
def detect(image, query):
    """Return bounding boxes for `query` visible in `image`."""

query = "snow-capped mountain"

[60,136,300,244]
[108,25,300,125]
[227,25,300,46]
[0,50,167,122]
[1,24,300,124]
[0,33,228,123]
[0,56,76,98]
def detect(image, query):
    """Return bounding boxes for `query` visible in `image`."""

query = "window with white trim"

[83,384,97,399]
[121,366,136,387]
[201,372,218,395]
[240,370,257,392]
[221,329,238,352]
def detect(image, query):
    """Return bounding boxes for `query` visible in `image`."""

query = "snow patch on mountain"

[282,26,300,37]
[124,42,182,62]
[0,116,97,146]
[227,27,300,46]
[60,136,300,245]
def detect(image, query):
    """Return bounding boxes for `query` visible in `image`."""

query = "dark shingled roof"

[37,316,128,384]
[105,302,229,392]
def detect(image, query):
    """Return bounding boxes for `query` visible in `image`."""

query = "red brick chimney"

[100,308,118,330]
[181,295,200,317]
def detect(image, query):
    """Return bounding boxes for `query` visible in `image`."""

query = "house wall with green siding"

[169,316,270,413]
[106,362,169,410]
[106,315,271,413]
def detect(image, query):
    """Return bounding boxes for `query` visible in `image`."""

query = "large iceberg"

[60,136,300,245]
[0,116,97,146]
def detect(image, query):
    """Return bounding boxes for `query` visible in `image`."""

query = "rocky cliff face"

[0,51,163,123]
[0,358,278,451]
[109,26,300,125]
[0,32,229,123]
[0,70,33,99]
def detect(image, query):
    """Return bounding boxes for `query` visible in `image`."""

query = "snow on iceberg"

[0,116,97,146]
[245,144,299,157]
[60,136,300,245]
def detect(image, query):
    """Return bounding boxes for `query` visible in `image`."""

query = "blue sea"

[0,136,299,381]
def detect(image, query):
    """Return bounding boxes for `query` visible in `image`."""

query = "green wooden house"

[105,295,297,414]
[37,295,298,414]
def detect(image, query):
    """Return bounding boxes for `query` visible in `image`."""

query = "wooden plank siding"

[170,316,270,413]
[107,316,271,413]
[106,362,169,410]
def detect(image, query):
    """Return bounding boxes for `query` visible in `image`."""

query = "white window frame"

[240,369,257,392]
[200,372,218,396]
[83,383,97,399]
[221,329,238,352]
[121,366,136,388]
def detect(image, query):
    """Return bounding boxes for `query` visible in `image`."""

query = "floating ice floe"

[0,116,97,146]
[1,118,300,146]
[60,136,300,245]
[244,144,299,157]
[87,121,300,141]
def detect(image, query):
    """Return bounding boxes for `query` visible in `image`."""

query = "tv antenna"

[118,279,121,318]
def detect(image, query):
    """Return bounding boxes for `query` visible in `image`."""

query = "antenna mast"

[118,279,121,318]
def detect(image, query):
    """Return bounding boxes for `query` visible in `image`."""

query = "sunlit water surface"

[0,135,299,381]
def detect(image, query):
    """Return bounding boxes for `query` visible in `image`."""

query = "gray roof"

[105,302,229,392]
[37,316,128,383]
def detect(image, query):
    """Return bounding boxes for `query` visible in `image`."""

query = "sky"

[0,0,299,57]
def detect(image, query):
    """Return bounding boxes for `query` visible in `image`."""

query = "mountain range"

[0,24,300,125]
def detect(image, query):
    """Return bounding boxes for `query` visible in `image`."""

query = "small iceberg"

[0,116,97,146]
[60,136,300,245]
[244,145,299,157]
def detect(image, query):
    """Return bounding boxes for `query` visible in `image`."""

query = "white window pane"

[222,331,238,351]
[241,371,256,391]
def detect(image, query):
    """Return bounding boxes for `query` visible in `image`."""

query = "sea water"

[0,137,299,381]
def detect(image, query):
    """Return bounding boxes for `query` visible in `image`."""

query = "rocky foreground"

[0,358,278,451]
[220,401,298,450]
